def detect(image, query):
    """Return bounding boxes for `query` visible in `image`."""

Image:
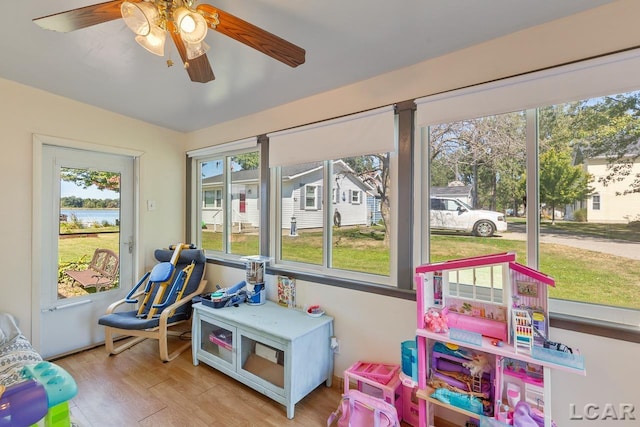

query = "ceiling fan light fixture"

[135,25,166,56]
[174,7,208,44]
[185,40,210,60]
[121,1,159,36]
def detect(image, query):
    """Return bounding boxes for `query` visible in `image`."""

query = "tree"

[569,92,640,195]
[429,112,526,211]
[343,155,391,247]
[60,168,120,193]
[233,152,260,171]
[539,149,593,223]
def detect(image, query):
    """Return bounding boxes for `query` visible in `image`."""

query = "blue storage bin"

[401,340,418,382]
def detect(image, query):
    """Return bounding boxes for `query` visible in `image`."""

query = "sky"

[60,181,119,199]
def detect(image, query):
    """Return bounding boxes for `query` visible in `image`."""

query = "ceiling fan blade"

[33,0,138,33]
[170,30,216,83]
[197,4,305,68]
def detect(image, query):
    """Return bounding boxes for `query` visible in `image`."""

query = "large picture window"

[417,49,640,325]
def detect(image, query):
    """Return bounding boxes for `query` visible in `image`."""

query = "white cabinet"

[192,301,334,419]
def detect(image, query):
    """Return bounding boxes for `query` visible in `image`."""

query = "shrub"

[58,255,89,283]
[629,220,640,231]
[573,208,587,222]
[69,213,85,229]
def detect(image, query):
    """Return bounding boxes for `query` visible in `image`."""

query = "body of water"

[60,209,120,225]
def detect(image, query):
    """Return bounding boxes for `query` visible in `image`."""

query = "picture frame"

[516,280,538,297]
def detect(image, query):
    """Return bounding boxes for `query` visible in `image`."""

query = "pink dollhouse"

[414,252,585,427]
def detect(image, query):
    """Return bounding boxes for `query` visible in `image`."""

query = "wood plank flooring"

[53,338,343,427]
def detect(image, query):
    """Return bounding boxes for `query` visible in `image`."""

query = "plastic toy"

[0,380,48,427]
[415,253,584,427]
[424,307,448,333]
[306,305,325,317]
[211,281,248,308]
[513,401,546,427]
[0,361,78,427]
[429,387,484,415]
[21,361,77,407]
[463,354,492,378]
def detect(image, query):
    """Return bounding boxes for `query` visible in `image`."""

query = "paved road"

[499,227,640,260]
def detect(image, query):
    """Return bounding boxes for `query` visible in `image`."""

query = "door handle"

[41,299,92,312]
[126,237,134,254]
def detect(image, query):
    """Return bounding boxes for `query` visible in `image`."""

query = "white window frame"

[592,194,601,210]
[204,189,222,208]
[304,184,320,210]
[350,190,362,204]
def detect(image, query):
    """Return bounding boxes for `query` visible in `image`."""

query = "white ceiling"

[2,0,614,132]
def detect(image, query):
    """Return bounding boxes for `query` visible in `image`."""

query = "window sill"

[205,256,415,300]
[550,312,640,344]
[203,258,639,342]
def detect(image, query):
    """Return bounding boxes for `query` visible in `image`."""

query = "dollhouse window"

[447,264,505,304]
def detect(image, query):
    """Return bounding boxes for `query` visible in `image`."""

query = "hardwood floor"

[53,338,343,427]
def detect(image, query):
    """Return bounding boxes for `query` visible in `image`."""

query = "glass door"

[198,316,235,369]
[39,144,135,358]
[238,330,286,393]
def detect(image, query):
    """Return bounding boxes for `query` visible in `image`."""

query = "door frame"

[31,134,143,355]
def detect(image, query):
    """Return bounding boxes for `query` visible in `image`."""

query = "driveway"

[500,225,640,260]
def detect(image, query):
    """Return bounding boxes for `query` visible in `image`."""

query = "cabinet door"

[197,314,236,371]
[237,329,286,396]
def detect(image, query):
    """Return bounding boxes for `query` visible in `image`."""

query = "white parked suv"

[430,197,507,237]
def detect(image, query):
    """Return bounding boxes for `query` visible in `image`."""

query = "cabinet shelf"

[416,387,481,419]
[416,328,585,376]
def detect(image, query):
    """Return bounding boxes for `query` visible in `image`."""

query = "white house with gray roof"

[201,160,374,231]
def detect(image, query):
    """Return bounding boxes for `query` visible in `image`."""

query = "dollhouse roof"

[415,252,516,273]
[509,262,555,287]
[415,252,556,287]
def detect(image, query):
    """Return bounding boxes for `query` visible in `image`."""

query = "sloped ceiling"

[1,0,614,132]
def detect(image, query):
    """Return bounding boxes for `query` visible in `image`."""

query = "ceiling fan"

[33,0,306,83]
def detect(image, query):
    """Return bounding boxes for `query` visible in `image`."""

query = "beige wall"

[190,1,640,426]
[0,78,186,337]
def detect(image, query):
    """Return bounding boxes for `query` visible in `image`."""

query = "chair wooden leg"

[104,327,147,355]
[161,340,192,362]
[104,327,115,354]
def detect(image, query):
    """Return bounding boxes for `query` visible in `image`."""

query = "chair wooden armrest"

[104,290,146,314]
[158,280,207,325]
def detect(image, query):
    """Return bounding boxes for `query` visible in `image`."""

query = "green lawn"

[58,232,120,263]
[429,234,640,309]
